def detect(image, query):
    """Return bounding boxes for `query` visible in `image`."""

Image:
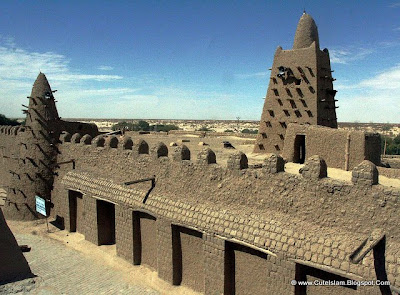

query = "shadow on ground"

[0,208,34,285]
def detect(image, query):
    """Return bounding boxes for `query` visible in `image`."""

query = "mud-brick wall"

[283,123,381,170]
[204,233,225,294]
[157,217,174,284]
[378,167,400,179]
[59,186,297,294]
[115,205,134,264]
[52,138,400,240]
[49,136,400,294]
[59,120,99,138]
[60,172,396,295]
[0,126,22,189]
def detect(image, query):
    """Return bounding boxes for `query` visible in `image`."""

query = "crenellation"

[352,160,379,186]
[133,139,149,155]
[264,153,285,174]
[70,133,82,143]
[80,134,92,145]
[151,142,168,159]
[10,126,19,135]
[172,144,190,161]
[106,135,119,148]
[92,135,105,147]
[227,151,248,170]
[197,148,216,165]
[122,136,133,150]
[299,155,328,179]
[60,131,71,142]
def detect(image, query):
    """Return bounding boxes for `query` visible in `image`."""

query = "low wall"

[59,120,99,138]
[0,126,22,188]
[377,167,400,179]
[283,124,381,170]
[168,130,258,138]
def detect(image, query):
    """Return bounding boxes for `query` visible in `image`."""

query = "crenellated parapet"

[54,134,399,192]
[53,135,400,242]
[0,125,22,136]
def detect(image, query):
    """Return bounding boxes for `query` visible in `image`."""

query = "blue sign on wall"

[35,196,47,216]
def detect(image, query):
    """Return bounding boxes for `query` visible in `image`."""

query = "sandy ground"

[5,218,200,295]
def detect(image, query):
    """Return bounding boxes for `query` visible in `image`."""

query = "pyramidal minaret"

[5,73,61,220]
[254,13,338,154]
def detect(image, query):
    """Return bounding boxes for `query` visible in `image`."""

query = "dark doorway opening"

[96,200,115,245]
[132,211,157,269]
[294,135,306,164]
[69,190,83,233]
[295,263,357,295]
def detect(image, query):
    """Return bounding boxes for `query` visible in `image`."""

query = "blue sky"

[0,1,399,122]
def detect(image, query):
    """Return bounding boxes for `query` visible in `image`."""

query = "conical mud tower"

[254,13,337,154]
[4,73,61,220]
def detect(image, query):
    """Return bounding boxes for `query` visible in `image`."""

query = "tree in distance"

[196,126,213,132]
[381,134,400,155]
[241,129,258,134]
[0,114,20,126]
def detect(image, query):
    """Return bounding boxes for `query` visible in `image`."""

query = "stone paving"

[0,232,160,295]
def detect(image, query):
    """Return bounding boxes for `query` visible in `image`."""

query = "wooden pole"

[345,133,351,171]
[383,137,387,156]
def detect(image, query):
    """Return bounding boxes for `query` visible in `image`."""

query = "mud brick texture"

[116,205,134,263]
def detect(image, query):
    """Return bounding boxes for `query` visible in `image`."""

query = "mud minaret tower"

[254,13,337,154]
[5,73,61,220]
